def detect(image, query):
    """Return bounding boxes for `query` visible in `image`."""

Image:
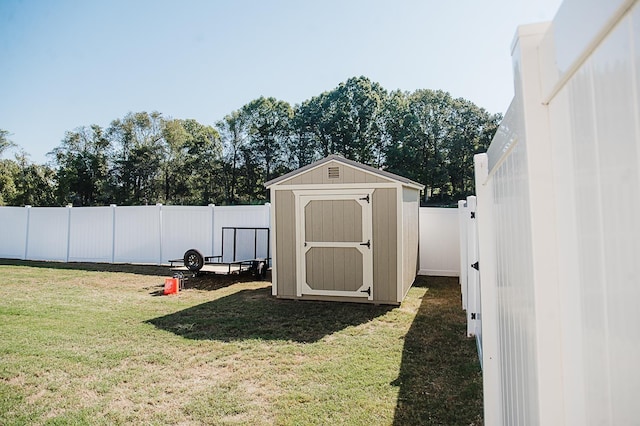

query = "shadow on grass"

[392,276,483,425]
[146,285,393,343]
[0,258,169,276]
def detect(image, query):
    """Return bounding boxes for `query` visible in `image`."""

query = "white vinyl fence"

[0,204,460,274]
[418,207,460,277]
[466,0,640,424]
[0,204,271,265]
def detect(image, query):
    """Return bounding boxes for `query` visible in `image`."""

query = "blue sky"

[0,0,561,164]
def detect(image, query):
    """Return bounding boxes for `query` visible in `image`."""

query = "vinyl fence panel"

[68,206,114,263]
[0,206,28,259]
[1,202,461,279]
[161,206,213,263]
[113,206,162,264]
[26,207,70,262]
[418,207,460,277]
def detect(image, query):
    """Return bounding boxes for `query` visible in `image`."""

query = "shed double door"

[296,190,373,300]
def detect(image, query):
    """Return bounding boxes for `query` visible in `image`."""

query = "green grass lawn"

[0,260,482,425]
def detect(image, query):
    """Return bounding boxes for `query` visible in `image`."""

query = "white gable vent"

[328,166,340,179]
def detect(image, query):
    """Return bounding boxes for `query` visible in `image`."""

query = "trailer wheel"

[183,249,204,272]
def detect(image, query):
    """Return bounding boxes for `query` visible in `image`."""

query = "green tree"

[384,89,499,204]
[242,97,293,201]
[0,158,19,205]
[331,76,386,165]
[447,100,501,198]
[180,119,222,204]
[290,92,333,165]
[12,151,56,206]
[0,129,16,157]
[51,125,111,206]
[291,77,386,167]
[161,118,192,204]
[107,112,164,205]
[217,110,248,204]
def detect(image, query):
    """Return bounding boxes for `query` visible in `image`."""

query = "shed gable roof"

[265,155,424,190]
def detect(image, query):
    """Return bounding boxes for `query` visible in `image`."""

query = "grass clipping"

[0,262,482,425]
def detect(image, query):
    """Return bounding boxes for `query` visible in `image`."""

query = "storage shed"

[265,155,424,305]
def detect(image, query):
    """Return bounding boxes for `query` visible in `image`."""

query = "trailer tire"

[184,249,204,272]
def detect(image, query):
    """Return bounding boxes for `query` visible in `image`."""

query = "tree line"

[0,76,501,207]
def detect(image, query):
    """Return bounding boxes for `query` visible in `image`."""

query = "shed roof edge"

[264,155,425,190]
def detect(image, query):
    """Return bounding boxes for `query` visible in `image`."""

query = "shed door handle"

[360,240,370,249]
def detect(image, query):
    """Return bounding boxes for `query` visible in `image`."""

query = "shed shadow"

[392,276,483,425]
[146,286,393,343]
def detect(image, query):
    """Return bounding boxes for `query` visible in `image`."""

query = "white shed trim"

[269,186,278,296]
[293,189,374,301]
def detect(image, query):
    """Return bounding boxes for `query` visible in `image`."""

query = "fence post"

[458,200,468,310]
[24,205,31,260]
[466,196,478,338]
[474,153,501,425]
[110,205,117,263]
[517,23,563,424]
[66,204,72,262]
[209,204,215,258]
[157,204,163,265]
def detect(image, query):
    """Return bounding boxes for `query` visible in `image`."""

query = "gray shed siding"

[274,187,398,304]
[401,186,420,300]
[278,163,390,186]
[372,188,398,303]
[268,156,423,305]
[274,190,296,297]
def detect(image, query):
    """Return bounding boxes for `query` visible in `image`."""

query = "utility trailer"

[169,227,270,279]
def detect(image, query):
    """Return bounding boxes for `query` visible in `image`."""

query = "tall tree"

[217,110,248,204]
[161,118,191,203]
[0,158,19,205]
[384,89,499,203]
[180,119,222,204]
[0,129,16,156]
[290,92,334,164]
[107,112,164,205]
[242,97,293,201]
[12,151,56,206]
[51,125,111,206]
[331,76,386,165]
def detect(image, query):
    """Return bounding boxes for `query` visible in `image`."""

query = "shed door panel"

[297,192,373,300]
[304,200,362,242]
[305,247,363,292]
